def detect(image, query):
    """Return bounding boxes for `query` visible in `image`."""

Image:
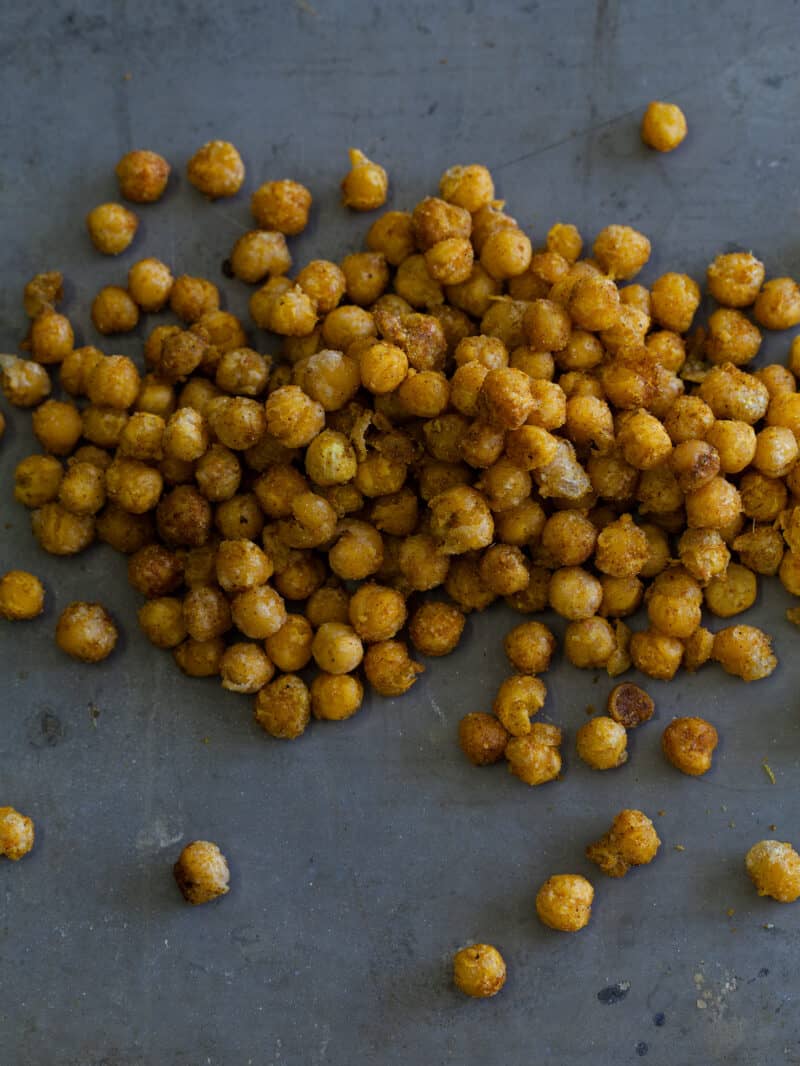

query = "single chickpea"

[137,597,187,649]
[444,263,500,319]
[458,712,509,765]
[265,385,325,448]
[272,551,326,601]
[480,227,532,281]
[754,278,800,330]
[104,457,162,515]
[592,224,651,280]
[439,164,494,211]
[30,399,82,456]
[0,805,34,862]
[230,584,286,641]
[682,625,715,672]
[707,251,765,307]
[363,639,423,696]
[598,575,643,618]
[395,533,447,591]
[424,237,474,286]
[308,673,362,722]
[477,545,529,596]
[155,485,211,547]
[547,566,601,620]
[0,570,45,620]
[429,485,494,554]
[756,363,796,398]
[667,439,719,494]
[348,583,407,643]
[340,147,388,211]
[23,270,63,318]
[229,230,291,285]
[567,275,619,333]
[444,554,497,612]
[459,420,505,470]
[310,622,364,675]
[662,716,718,775]
[329,521,384,580]
[754,425,798,477]
[535,874,593,932]
[704,563,757,618]
[30,310,74,365]
[174,636,225,677]
[408,601,465,657]
[2,357,51,406]
[86,202,138,254]
[605,682,654,730]
[169,275,219,325]
[214,538,272,594]
[615,409,672,471]
[58,460,106,515]
[702,421,754,475]
[187,140,244,199]
[340,251,389,307]
[685,476,742,529]
[767,391,800,438]
[587,809,661,878]
[523,299,572,351]
[503,620,556,675]
[173,840,230,906]
[492,675,546,737]
[746,841,800,903]
[564,617,617,669]
[359,341,408,394]
[127,257,174,312]
[91,286,140,335]
[641,100,687,151]
[662,395,713,444]
[251,179,311,235]
[546,222,583,262]
[629,628,684,680]
[219,642,275,694]
[411,196,471,250]
[363,211,414,267]
[56,601,117,662]
[470,200,518,252]
[650,273,701,333]
[84,355,140,411]
[677,528,730,584]
[712,624,777,681]
[505,722,562,786]
[576,715,628,769]
[452,944,507,998]
[127,543,183,598]
[115,148,170,202]
[182,585,231,642]
[733,526,784,576]
[705,308,761,367]
[262,616,312,674]
[699,363,770,424]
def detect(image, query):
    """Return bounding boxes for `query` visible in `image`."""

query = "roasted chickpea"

[366,210,416,266]
[173,636,225,677]
[156,485,211,547]
[231,584,286,640]
[523,298,571,351]
[187,140,245,199]
[127,543,183,598]
[452,943,506,998]
[475,545,528,596]
[56,601,117,662]
[592,225,651,280]
[251,179,311,235]
[30,310,74,366]
[502,620,556,675]
[664,395,715,444]
[575,715,627,769]
[115,148,170,203]
[0,570,45,621]
[84,355,140,411]
[337,147,388,211]
[564,617,617,669]
[407,601,465,657]
[23,270,63,318]
[310,673,364,721]
[677,528,730,584]
[429,485,494,554]
[348,583,407,643]
[707,252,764,307]
[546,566,600,620]
[712,624,777,681]
[650,273,700,333]
[436,164,493,213]
[534,874,593,933]
[492,674,546,737]
[264,386,325,448]
[629,628,683,680]
[58,460,106,516]
[119,412,165,462]
[95,504,153,553]
[458,712,509,765]
[137,597,187,649]
[363,639,423,696]
[703,562,757,618]
[169,275,219,325]
[227,231,291,285]
[733,526,784,576]
[360,341,408,394]
[329,521,384,580]
[667,439,719,494]
[14,454,63,507]
[218,642,274,694]
[739,472,786,522]
[587,809,661,878]
[182,585,231,643]
[746,841,800,903]
[124,258,173,315]
[662,716,718,775]
[754,277,800,330]
[753,425,798,478]
[58,346,101,398]
[0,807,35,861]
[705,308,761,367]
[641,100,687,151]
[397,533,449,591]
[172,840,231,909]
[86,202,138,254]
[2,357,51,407]
[260,615,312,673]
[424,237,474,285]
[685,475,741,530]
[505,722,562,786]
[756,363,795,398]
[213,538,271,594]
[31,399,82,456]
[104,457,163,514]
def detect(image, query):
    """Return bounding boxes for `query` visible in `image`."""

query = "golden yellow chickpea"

[408,601,465,657]
[452,944,506,998]
[478,544,530,596]
[310,622,364,674]
[503,620,556,674]
[712,624,777,681]
[261,615,312,673]
[359,341,408,394]
[545,221,582,262]
[564,617,617,669]
[587,809,661,878]
[756,363,795,398]
[2,357,51,406]
[58,460,106,516]
[505,722,562,786]
[0,570,45,620]
[0,807,35,861]
[429,485,494,554]
[365,210,416,266]
[173,840,230,905]
[309,672,362,722]
[677,528,730,584]
[439,164,495,211]
[91,286,140,335]
[348,583,407,643]
[536,874,593,932]
[30,310,74,365]
[23,270,63,318]
[662,716,718,775]
[705,308,761,366]
[115,148,170,202]
[56,601,117,662]
[137,597,187,649]
[523,298,572,351]
[707,252,765,307]
[458,712,509,765]
[187,140,245,199]
[641,100,687,151]
[31,399,82,456]
[746,841,800,903]
[754,425,798,477]
[251,179,312,235]
[86,202,138,254]
[127,257,174,312]
[576,716,627,769]
[329,521,384,581]
[685,475,742,529]
[754,278,800,329]
[424,237,475,285]
[733,526,784,576]
[340,147,388,210]
[363,639,423,696]
[492,675,546,736]
[547,566,601,620]
[630,628,684,680]
[155,485,212,547]
[650,273,700,332]
[704,563,757,618]
[169,275,219,324]
[173,636,225,677]
[592,225,651,280]
[218,642,274,694]
[264,385,325,448]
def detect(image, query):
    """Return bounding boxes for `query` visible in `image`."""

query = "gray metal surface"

[1,1,799,1062]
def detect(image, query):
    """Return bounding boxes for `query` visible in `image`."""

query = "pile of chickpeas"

[3,116,800,964]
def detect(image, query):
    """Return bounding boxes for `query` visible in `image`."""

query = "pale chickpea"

[128,257,174,311]
[2,357,51,407]
[86,202,138,254]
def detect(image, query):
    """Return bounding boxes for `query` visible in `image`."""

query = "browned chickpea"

[713,624,777,681]
[103,457,162,515]
[395,533,448,592]
[699,363,770,425]
[264,385,324,448]
[406,601,464,657]
[523,299,571,351]
[576,716,627,770]
[667,439,719,494]
[411,196,470,251]
[597,574,642,618]
[58,460,106,516]
[565,394,615,452]
[592,225,651,280]
[187,140,244,198]
[661,396,712,444]
[429,485,494,555]
[277,490,338,549]
[251,465,307,519]
[650,273,700,333]
[2,357,51,406]
[704,308,761,367]
[159,456,195,486]
[251,178,312,234]
[587,809,660,878]
[590,513,647,578]
[707,251,764,307]
[23,269,63,318]
[214,643,273,696]
[227,231,290,285]
[444,553,496,612]
[155,330,208,385]
[329,521,384,580]
[86,202,138,254]
[452,943,507,998]
[629,628,684,681]
[58,346,101,397]
[155,485,211,547]
[476,545,528,596]
[249,276,293,330]
[30,399,82,456]
[754,277,800,329]
[212,493,262,543]
[458,712,509,765]
[205,396,264,452]
[363,639,423,696]
[127,543,183,598]
[458,420,505,470]
[115,148,169,203]
[0,570,45,620]
[636,464,683,517]
[173,636,225,677]
[0,807,35,861]
[346,583,406,644]
[144,324,181,368]
[492,675,546,736]
[503,620,556,675]
[213,538,271,594]
[84,355,140,411]
[566,276,619,333]
[505,722,562,786]
[733,526,784,576]
[702,421,754,475]
[169,275,219,325]
[304,587,349,630]
[305,672,363,723]
[257,614,310,672]
[424,237,474,285]
[137,597,187,649]
[394,369,448,418]
[212,348,268,398]
[641,100,687,151]
[253,674,310,740]
[746,841,800,903]
[56,601,117,662]
[662,716,717,775]
[586,450,637,504]
[96,503,154,553]
[118,413,164,463]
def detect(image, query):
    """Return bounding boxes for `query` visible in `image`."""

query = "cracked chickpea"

[505,722,562,786]
[587,810,661,878]
[492,675,546,737]
[712,624,777,681]
[86,202,138,254]
[2,358,51,406]
[187,141,244,199]
[0,570,45,621]
[453,944,506,998]
[173,841,230,905]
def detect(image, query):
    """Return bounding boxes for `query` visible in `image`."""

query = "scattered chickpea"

[0,808,35,861]
[712,624,777,681]
[586,809,661,878]
[187,140,245,199]
[128,258,174,311]
[505,722,562,786]
[0,570,45,620]
[576,716,627,770]
[86,202,138,254]
[535,874,594,932]
[753,278,800,330]
[56,601,118,662]
[251,179,312,235]
[2,358,52,407]
[23,270,63,318]
[453,944,507,998]
[341,148,388,211]
[116,149,170,203]
[746,841,800,903]
[662,716,718,775]
[173,840,230,905]
[458,712,509,765]
[30,310,74,365]
[641,101,687,152]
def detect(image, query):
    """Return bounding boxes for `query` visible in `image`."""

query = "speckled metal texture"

[2,2,800,1063]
